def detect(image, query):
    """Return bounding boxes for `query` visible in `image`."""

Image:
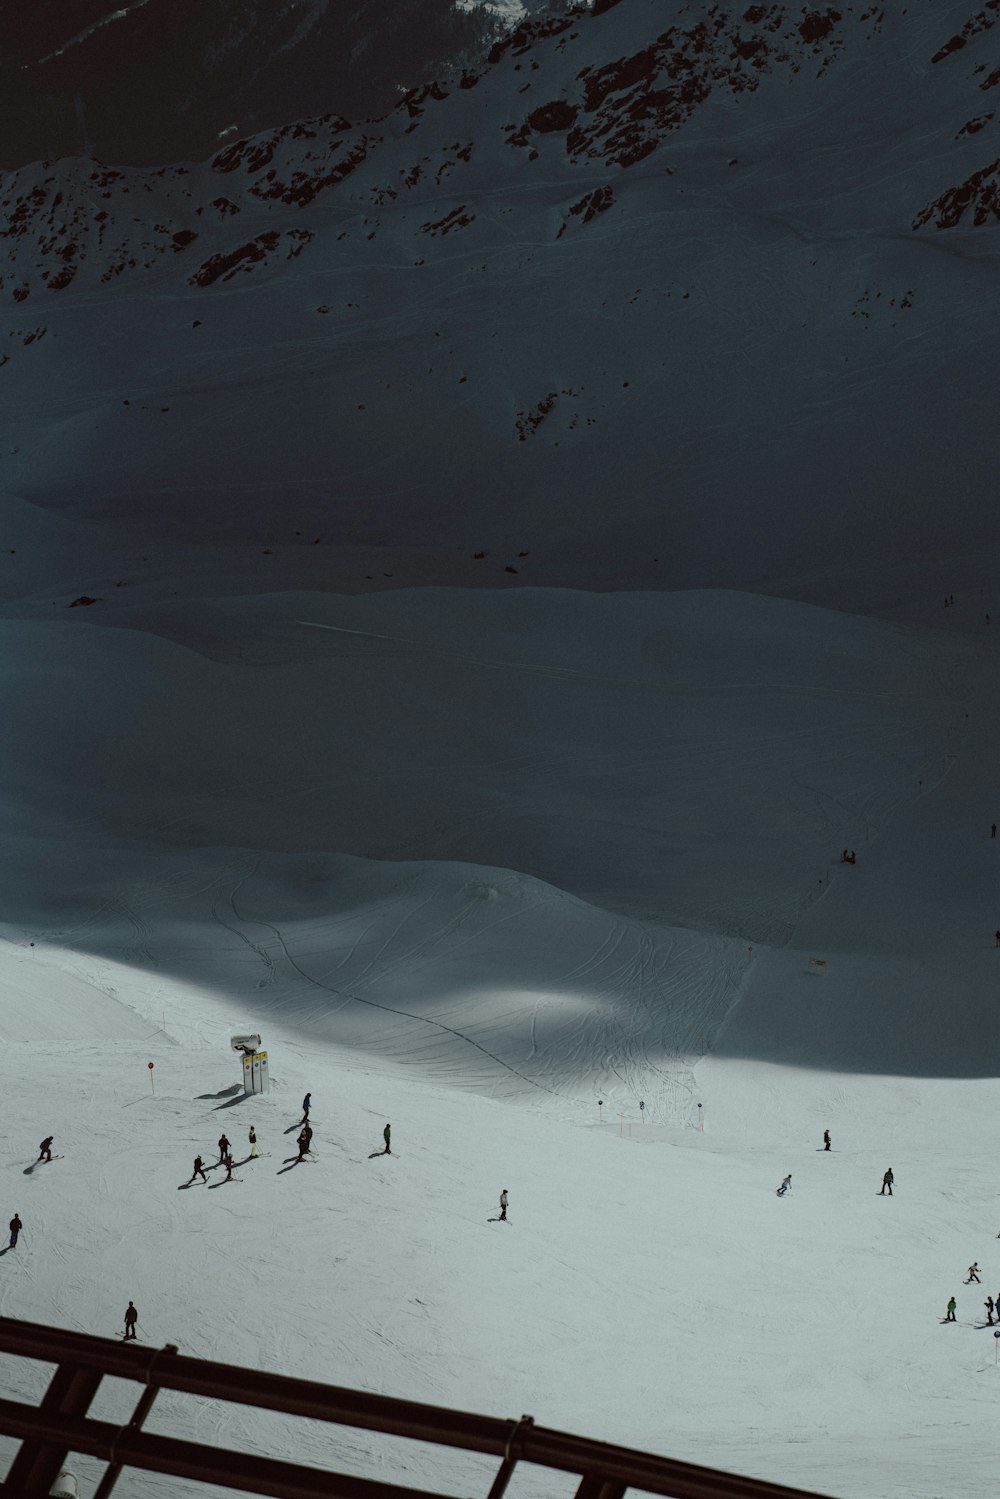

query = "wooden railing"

[0,1316,835,1499]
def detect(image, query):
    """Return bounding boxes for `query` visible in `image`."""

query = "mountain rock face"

[2,0,1000,597]
[0,0,502,170]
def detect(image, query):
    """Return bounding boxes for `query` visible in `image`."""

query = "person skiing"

[38,1137,53,1163]
[823,1129,831,1151]
[190,1155,207,1184]
[880,1167,893,1196]
[383,1123,391,1155]
[992,824,996,839]
[499,1188,509,1221]
[8,1214,22,1248]
[945,1296,957,1322]
[966,1262,981,1284]
[985,1295,995,1325]
[995,929,1000,948]
[295,1127,311,1162]
[301,1092,311,1124]
[217,1134,230,1162]
[123,1301,138,1340]
[222,1152,235,1182]
[776,1174,792,1196]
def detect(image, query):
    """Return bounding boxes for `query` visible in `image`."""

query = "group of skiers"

[774,1136,892,1199]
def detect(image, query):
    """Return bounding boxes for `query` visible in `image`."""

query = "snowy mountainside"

[3,0,1000,594]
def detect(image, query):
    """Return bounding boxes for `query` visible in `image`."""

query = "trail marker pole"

[148,1061,155,1095]
[597,1099,603,1124]
[619,1113,624,1137]
[640,1100,645,1126]
[697,1103,703,1132]
[995,1330,999,1364]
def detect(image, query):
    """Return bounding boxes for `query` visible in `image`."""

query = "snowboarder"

[499,1188,509,1221]
[123,1301,138,1340]
[190,1156,207,1184]
[985,1295,995,1325]
[8,1214,22,1248]
[37,1137,53,1163]
[383,1123,391,1154]
[301,1092,311,1124]
[945,1297,957,1322]
[823,1129,831,1151]
[880,1168,893,1195]
[217,1134,230,1162]
[776,1174,792,1196]
[966,1262,981,1284]
[248,1126,258,1158]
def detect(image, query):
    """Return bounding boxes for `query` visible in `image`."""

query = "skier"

[995,929,1000,948]
[8,1214,22,1248]
[499,1188,509,1221]
[222,1152,235,1182]
[248,1126,258,1158]
[880,1167,893,1195]
[37,1136,53,1163]
[776,1174,792,1196]
[823,1129,831,1151]
[992,824,996,839]
[295,1128,311,1162]
[966,1262,981,1284]
[190,1156,207,1184]
[383,1123,391,1155]
[217,1134,230,1163]
[123,1301,138,1340]
[985,1295,995,1325]
[945,1296,957,1322]
[301,1092,311,1124]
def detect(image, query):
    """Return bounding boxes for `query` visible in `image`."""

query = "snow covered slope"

[4,0,1000,597]
[3,6,1000,1499]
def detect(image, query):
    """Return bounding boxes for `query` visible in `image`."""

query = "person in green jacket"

[945,1297,957,1322]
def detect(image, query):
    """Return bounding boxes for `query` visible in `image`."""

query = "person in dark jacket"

[190,1156,207,1183]
[217,1134,230,1163]
[880,1168,893,1195]
[499,1188,509,1221]
[383,1124,391,1155]
[985,1295,995,1325]
[301,1093,311,1123]
[38,1137,53,1162]
[123,1301,138,1340]
[823,1129,831,1151]
[8,1214,22,1248]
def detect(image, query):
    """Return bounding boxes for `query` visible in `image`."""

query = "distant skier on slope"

[383,1124,391,1155]
[248,1126,258,1158]
[776,1174,792,1196]
[123,1301,138,1340]
[966,1262,981,1284]
[8,1214,22,1248]
[222,1152,236,1182]
[295,1127,311,1162]
[880,1168,893,1196]
[945,1297,957,1322]
[190,1156,207,1184]
[217,1134,230,1163]
[823,1129,831,1151]
[37,1137,53,1162]
[984,1295,995,1325]
[301,1093,311,1124]
[499,1188,509,1221]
